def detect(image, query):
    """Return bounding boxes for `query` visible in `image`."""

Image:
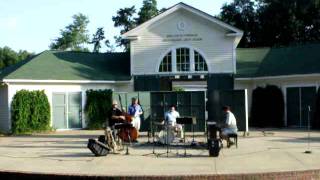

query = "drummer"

[164,105,184,139]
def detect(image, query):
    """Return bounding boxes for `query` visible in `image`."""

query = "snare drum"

[157,125,175,144]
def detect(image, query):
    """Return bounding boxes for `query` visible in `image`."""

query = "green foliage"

[0,46,33,69]
[11,90,51,134]
[250,85,284,127]
[112,0,162,51]
[219,0,320,47]
[90,27,105,53]
[85,89,113,129]
[136,0,159,25]
[49,13,90,51]
[172,86,185,92]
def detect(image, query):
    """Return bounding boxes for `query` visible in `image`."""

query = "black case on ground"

[87,139,109,156]
[208,139,222,157]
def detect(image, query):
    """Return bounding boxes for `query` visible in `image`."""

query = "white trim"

[123,2,243,38]
[244,89,249,133]
[2,79,132,84]
[235,73,320,81]
[232,41,236,74]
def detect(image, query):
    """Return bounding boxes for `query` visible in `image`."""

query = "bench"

[227,133,238,148]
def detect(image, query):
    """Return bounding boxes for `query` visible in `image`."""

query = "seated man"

[108,100,126,127]
[106,100,126,151]
[164,105,184,139]
[220,106,238,147]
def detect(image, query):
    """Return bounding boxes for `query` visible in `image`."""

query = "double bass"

[117,95,138,142]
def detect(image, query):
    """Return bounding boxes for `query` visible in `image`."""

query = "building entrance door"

[52,92,82,129]
[286,86,316,128]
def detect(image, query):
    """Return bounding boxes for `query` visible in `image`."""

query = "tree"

[105,39,115,52]
[219,0,258,47]
[112,6,136,51]
[219,0,320,47]
[135,0,159,24]
[112,0,162,51]
[0,46,33,69]
[50,13,90,51]
[90,27,105,52]
[258,0,320,46]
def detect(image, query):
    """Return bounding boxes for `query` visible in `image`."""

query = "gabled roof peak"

[123,2,243,39]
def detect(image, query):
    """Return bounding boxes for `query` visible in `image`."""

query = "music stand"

[142,116,160,157]
[176,117,196,156]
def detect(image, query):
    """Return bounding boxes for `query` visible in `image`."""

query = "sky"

[0,0,232,53]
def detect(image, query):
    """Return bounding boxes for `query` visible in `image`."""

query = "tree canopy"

[218,0,320,47]
[49,13,90,51]
[112,0,160,51]
[0,46,34,69]
[90,27,105,53]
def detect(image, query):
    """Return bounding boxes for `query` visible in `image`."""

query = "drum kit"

[88,116,200,157]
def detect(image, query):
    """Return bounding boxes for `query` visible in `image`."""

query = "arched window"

[159,52,172,72]
[194,51,208,71]
[176,48,190,72]
[158,48,208,73]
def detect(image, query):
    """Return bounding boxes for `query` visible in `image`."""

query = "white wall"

[235,75,320,126]
[7,82,133,130]
[130,9,235,75]
[0,85,9,133]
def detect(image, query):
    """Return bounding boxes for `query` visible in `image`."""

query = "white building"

[1,2,319,132]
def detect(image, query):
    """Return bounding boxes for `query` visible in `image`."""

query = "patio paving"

[0,129,319,178]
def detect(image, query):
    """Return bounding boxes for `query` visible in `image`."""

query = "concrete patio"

[0,129,319,179]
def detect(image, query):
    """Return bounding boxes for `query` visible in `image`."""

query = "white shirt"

[225,111,237,130]
[165,110,180,126]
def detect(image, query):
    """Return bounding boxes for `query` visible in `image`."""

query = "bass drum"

[157,128,175,145]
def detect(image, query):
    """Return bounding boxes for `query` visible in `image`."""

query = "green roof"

[0,51,131,81]
[236,44,320,78]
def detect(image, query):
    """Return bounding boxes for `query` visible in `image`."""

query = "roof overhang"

[122,2,243,39]
[235,73,320,81]
[2,79,132,84]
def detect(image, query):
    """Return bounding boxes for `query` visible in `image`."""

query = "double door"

[286,86,316,128]
[52,92,82,129]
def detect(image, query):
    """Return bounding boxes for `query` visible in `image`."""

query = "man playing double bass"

[108,100,126,127]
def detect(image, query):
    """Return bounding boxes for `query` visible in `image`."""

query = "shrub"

[11,90,50,134]
[250,85,285,128]
[85,89,112,129]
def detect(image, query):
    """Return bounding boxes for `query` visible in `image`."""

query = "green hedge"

[250,85,285,128]
[85,89,112,129]
[11,90,51,134]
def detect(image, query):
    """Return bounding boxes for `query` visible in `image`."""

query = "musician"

[108,100,125,127]
[164,105,184,139]
[220,106,238,146]
[128,97,143,131]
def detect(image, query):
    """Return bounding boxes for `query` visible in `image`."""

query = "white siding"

[0,85,9,133]
[7,82,133,130]
[235,75,320,126]
[131,9,235,75]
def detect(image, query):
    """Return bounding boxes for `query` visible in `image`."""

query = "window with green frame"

[159,52,172,72]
